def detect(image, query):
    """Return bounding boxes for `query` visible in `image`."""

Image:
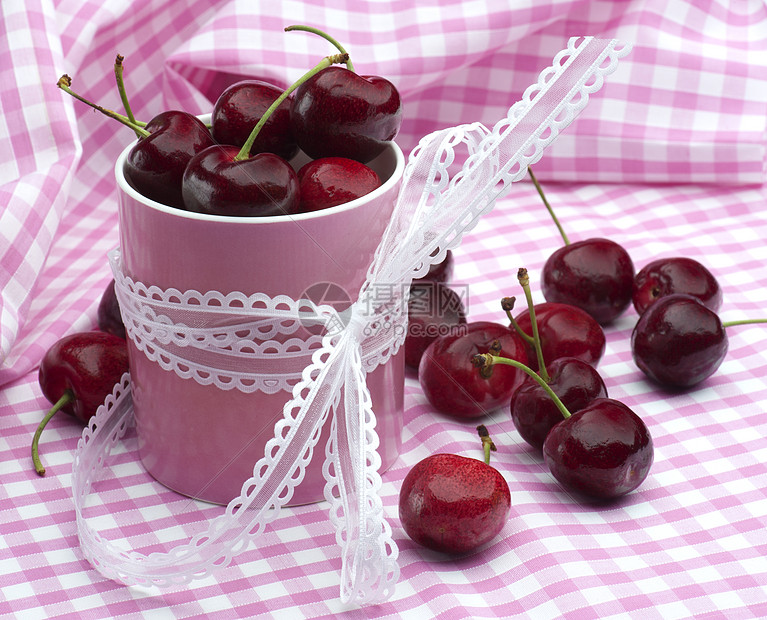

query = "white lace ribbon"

[72,37,631,605]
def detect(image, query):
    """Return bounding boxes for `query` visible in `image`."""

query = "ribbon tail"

[323,340,399,605]
[72,336,351,586]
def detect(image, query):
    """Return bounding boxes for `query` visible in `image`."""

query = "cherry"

[510,301,606,370]
[211,80,298,161]
[529,169,634,324]
[511,356,608,452]
[505,269,608,452]
[96,279,126,340]
[633,256,722,315]
[57,73,215,210]
[182,54,349,217]
[286,25,402,163]
[398,426,510,553]
[297,157,381,212]
[182,146,300,217]
[418,321,528,418]
[32,331,129,475]
[473,351,653,499]
[415,250,454,285]
[124,111,217,209]
[542,398,654,499]
[631,294,725,388]
[542,238,635,325]
[631,293,767,389]
[405,281,467,370]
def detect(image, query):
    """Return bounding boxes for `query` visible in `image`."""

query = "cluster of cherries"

[399,170,765,554]
[58,25,402,216]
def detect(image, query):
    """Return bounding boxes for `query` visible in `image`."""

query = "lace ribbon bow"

[72,37,631,605]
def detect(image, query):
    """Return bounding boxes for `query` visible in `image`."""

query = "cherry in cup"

[211,79,298,161]
[32,331,129,475]
[297,157,381,212]
[57,61,216,210]
[631,293,767,389]
[529,169,635,324]
[285,25,402,163]
[633,256,722,315]
[398,425,511,553]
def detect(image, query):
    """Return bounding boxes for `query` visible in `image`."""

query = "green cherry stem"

[473,353,572,421]
[284,25,355,72]
[722,318,767,328]
[113,54,145,138]
[501,296,535,345]
[529,168,569,246]
[476,424,496,465]
[57,75,151,139]
[235,52,349,161]
[517,267,550,382]
[31,390,74,476]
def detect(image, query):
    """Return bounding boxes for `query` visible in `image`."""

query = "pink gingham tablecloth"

[2,0,767,617]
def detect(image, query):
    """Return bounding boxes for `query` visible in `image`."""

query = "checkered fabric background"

[2,0,767,617]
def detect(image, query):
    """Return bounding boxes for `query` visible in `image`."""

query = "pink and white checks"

[2,0,767,617]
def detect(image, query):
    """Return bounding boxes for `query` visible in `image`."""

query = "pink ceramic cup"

[114,134,405,506]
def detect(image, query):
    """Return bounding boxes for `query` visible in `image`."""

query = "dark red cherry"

[123,110,217,209]
[56,74,216,210]
[96,279,125,339]
[415,250,454,285]
[211,80,298,161]
[633,257,722,315]
[631,294,728,388]
[297,157,381,212]
[511,357,608,452]
[418,321,528,418]
[182,145,300,217]
[542,398,653,499]
[33,331,129,474]
[514,302,606,370]
[291,66,402,163]
[405,282,467,370]
[398,453,511,553]
[542,238,635,325]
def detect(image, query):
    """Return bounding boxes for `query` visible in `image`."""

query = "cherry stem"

[476,424,496,465]
[57,75,151,139]
[284,25,355,72]
[518,268,550,382]
[473,353,571,420]
[502,296,535,345]
[113,54,145,138]
[235,53,349,161]
[528,168,570,246]
[722,318,767,328]
[31,390,74,476]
